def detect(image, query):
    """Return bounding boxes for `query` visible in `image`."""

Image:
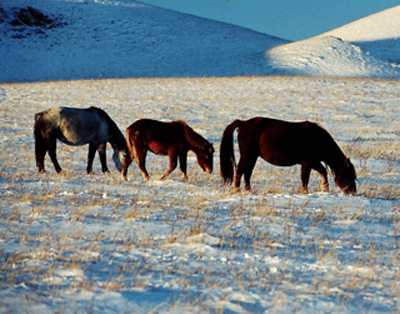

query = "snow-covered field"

[1,0,400,313]
[1,76,400,313]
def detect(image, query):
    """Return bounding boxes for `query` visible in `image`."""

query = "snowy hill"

[1,0,399,82]
[0,0,286,83]
[266,6,400,79]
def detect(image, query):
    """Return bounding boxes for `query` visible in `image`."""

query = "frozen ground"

[1,76,400,313]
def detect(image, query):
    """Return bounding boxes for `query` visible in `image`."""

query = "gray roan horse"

[34,106,127,174]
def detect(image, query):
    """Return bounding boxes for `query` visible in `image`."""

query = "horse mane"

[174,120,209,150]
[311,122,347,179]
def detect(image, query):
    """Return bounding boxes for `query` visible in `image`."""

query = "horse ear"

[345,158,351,166]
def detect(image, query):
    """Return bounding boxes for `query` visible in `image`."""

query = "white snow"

[1,0,400,313]
[1,0,400,82]
[266,6,400,78]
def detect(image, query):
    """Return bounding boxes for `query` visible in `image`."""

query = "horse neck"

[323,146,347,176]
[107,123,126,152]
[181,123,206,153]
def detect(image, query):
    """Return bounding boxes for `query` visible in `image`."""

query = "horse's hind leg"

[243,157,258,192]
[235,155,257,192]
[35,135,48,173]
[136,149,149,181]
[160,151,178,180]
[121,154,132,181]
[48,140,62,173]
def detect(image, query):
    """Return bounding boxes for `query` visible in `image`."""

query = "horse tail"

[34,112,47,171]
[125,127,137,164]
[34,113,45,150]
[220,120,243,185]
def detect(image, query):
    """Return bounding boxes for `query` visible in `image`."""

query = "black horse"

[34,106,127,174]
[220,117,357,194]
[122,119,214,181]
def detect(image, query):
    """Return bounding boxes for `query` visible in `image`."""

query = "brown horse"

[220,117,357,194]
[122,119,214,181]
[34,107,127,174]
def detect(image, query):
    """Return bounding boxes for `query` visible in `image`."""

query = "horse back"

[240,117,339,166]
[34,107,107,145]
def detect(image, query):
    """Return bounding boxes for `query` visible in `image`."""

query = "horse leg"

[35,136,48,174]
[48,140,62,173]
[178,151,188,181]
[121,154,132,181]
[243,157,258,192]
[86,143,97,174]
[97,143,110,174]
[136,149,149,181]
[301,162,312,194]
[160,151,178,180]
[301,162,329,193]
[234,157,246,192]
[312,162,329,192]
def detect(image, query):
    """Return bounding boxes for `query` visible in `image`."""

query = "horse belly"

[259,137,303,167]
[148,142,169,155]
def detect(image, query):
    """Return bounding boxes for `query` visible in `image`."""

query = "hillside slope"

[265,6,400,79]
[0,0,286,83]
[1,0,399,82]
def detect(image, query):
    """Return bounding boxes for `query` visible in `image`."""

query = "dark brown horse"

[121,119,214,181]
[34,106,127,174]
[220,117,357,194]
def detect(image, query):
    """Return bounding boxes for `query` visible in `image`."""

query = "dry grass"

[1,76,400,313]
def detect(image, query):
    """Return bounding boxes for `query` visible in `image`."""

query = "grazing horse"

[121,119,214,181]
[220,117,357,194]
[34,106,128,174]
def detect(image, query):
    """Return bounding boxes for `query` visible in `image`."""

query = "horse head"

[112,149,127,172]
[197,143,215,174]
[334,158,357,195]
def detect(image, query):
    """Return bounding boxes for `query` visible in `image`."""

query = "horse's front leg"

[87,143,97,174]
[301,162,312,194]
[48,140,62,173]
[312,162,329,192]
[178,151,188,181]
[160,151,178,180]
[97,143,109,174]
